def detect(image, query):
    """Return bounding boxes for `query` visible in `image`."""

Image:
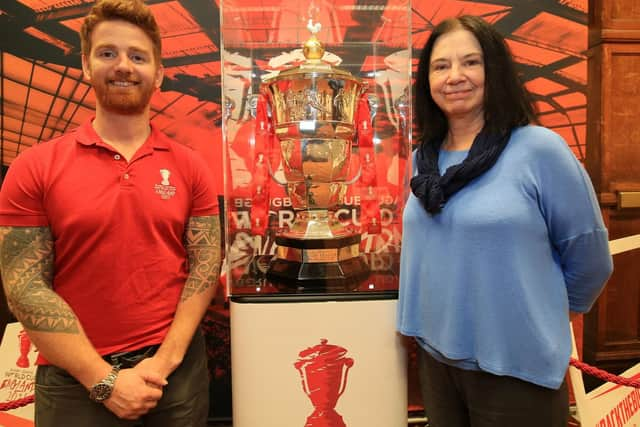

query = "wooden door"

[583,0,640,390]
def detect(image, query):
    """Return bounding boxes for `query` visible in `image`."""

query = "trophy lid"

[262,20,364,85]
[295,339,353,367]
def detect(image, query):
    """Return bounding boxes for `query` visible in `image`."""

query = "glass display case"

[220,1,411,425]
[220,0,412,299]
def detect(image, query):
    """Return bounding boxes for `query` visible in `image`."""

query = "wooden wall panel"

[587,44,640,204]
[590,0,640,44]
[583,0,640,390]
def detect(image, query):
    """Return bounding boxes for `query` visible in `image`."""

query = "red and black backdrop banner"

[0,0,587,419]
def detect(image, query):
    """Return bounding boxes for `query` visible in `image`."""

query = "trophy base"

[267,235,369,289]
[304,408,346,427]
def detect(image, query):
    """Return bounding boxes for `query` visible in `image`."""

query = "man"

[0,1,220,426]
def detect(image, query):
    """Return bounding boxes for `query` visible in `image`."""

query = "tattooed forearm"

[181,215,221,302]
[0,226,79,333]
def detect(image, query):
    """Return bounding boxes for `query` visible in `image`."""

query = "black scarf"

[410,129,512,214]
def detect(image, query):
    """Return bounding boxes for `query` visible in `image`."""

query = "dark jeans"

[417,343,569,427]
[35,331,209,427]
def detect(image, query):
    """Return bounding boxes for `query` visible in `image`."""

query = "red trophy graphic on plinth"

[16,329,32,368]
[294,339,354,426]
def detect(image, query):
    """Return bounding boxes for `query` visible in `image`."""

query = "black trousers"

[417,343,569,427]
[35,331,209,427]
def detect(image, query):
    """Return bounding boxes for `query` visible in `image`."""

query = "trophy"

[258,19,371,287]
[294,339,354,426]
[16,329,32,368]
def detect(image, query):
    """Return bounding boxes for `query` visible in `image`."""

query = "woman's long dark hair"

[414,15,537,144]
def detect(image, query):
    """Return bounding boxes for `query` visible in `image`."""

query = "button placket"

[112,152,130,185]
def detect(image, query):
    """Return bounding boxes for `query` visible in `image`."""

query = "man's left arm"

[137,215,221,379]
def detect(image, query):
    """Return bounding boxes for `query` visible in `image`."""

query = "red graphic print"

[16,330,31,368]
[294,339,354,427]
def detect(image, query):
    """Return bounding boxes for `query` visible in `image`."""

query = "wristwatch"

[89,364,121,402]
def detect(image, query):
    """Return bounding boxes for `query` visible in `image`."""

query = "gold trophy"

[260,20,370,287]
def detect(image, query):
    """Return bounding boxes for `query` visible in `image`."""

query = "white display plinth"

[231,298,407,426]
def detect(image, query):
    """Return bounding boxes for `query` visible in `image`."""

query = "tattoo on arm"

[182,216,221,302]
[0,226,79,333]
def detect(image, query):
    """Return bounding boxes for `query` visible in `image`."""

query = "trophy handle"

[266,159,288,187]
[296,365,312,397]
[337,360,353,398]
[343,163,362,185]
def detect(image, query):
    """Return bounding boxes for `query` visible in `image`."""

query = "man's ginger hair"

[80,0,162,63]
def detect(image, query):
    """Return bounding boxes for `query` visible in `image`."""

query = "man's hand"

[134,355,177,385]
[103,368,165,420]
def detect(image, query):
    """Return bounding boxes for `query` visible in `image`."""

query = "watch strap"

[88,364,121,402]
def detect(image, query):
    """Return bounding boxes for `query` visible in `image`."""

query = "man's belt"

[103,344,160,368]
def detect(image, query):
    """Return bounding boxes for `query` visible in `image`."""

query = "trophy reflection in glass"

[258,20,371,287]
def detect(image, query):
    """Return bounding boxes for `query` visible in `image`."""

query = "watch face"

[89,365,120,402]
[90,382,113,402]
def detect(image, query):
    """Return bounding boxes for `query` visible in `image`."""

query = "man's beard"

[93,72,155,115]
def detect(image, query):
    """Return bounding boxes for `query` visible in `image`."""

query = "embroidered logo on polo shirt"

[154,169,176,200]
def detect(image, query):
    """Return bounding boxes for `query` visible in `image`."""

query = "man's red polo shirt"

[0,119,220,359]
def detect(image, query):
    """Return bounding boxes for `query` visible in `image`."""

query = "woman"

[397,15,613,427]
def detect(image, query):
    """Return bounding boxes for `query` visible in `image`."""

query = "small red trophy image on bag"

[16,329,31,368]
